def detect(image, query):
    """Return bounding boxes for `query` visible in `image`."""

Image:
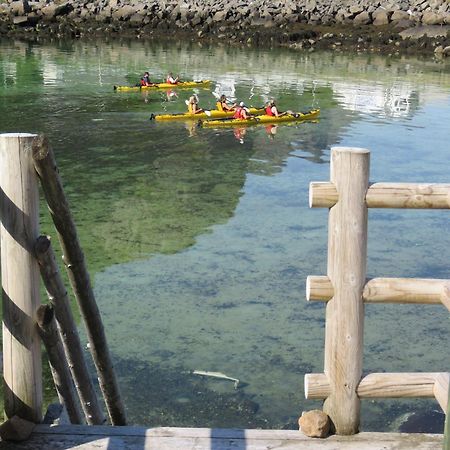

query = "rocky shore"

[1,0,449,57]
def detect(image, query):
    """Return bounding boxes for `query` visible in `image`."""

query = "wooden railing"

[0,133,126,426]
[304,147,450,435]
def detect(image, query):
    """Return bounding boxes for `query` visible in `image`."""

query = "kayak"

[150,107,265,121]
[114,80,211,91]
[200,109,320,127]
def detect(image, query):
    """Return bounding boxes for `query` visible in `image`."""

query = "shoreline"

[0,1,449,57]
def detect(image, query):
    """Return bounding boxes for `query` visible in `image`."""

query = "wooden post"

[323,147,369,435]
[34,235,105,425]
[31,135,126,426]
[36,305,83,425]
[0,133,42,422]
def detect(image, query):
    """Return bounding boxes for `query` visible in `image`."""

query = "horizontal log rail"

[306,276,450,311]
[309,182,450,209]
[305,372,449,412]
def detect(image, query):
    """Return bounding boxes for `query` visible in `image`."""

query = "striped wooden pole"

[0,133,42,422]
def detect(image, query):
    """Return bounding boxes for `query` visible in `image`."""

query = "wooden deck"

[0,425,443,449]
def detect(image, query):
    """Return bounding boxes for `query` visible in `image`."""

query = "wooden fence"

[0,133,126,426]
[305,147,450,435]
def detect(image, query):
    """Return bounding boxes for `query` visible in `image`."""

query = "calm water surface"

[1,38,450,431]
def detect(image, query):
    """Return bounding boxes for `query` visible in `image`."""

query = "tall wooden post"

[323,147,369,434]
[0,133,42,422]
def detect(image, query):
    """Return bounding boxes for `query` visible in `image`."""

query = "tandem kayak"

[114,80,211,91]
[150,107,265,121]
[200,109,320,127]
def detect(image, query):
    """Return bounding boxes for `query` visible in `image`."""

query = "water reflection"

[0,38,449,431]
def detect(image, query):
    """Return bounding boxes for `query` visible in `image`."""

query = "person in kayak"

[265,99,294,117]
[217,94,236,112]
[233,102,252,120]
[140,72,155,87]
[187,94,204,114]
[166,72,180,84]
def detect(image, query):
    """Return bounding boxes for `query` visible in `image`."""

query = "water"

[1,38,449,431]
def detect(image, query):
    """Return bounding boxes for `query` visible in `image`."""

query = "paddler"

[265,99,294,117]
[140,71,155,87]
[187,94,204,114]
[233,102,252,120]
[166,72,180,84]
[217,94,236,112]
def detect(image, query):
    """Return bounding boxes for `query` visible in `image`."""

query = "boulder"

[112,5,137,20]
[41,2,73,19]
[353,11,371,25]
[212,10,227,22]
[422,11,445,24]
[391,10,411,21]
[373,8,390,25]
[298,410,331,438]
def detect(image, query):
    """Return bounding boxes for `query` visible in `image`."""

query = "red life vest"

[233,107,245,119]
[265,105,274,116]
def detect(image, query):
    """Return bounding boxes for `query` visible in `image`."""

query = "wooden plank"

[0,426,443,450]
[322,147,369,434]
[0,133,42,423]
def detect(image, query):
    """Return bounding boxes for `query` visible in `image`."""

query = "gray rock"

[353,11,371,25]
[373,8,390,25]
[422,11,445,24]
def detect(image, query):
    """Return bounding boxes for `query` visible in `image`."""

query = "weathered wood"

[306,275,334,301]
[309,181,450,209]
[309,182,338,208]
[0,133,42,423]
[31,135,126,426]
[441,282,450,313]
[0,425,442,450]
[35,305,83,425]
[307,276,448,305]
[306,372,444,400]
[323,147,369,435]
[433,373,449,412]
[34,235,105,425]
[366,183,450,209]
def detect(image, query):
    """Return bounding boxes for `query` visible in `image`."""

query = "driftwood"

[36,305,83,425]
[34,235,105,425]
[193,370,240,389]
[32,135,126,426]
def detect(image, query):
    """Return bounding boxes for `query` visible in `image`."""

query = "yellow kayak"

[200,109,320,127]
[150,107,265,121]
[114,80,211,91]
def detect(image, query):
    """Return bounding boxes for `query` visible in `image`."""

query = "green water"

[1,38,450,431]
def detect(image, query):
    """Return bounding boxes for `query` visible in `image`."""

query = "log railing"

[0,133,126,426]
[305,147,450,435]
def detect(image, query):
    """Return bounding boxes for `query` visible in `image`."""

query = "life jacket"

[216,101,224,112]
[166,76,176,84]
[233,107,245,119]
[140,78,146,86]
[265,105,274,116]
